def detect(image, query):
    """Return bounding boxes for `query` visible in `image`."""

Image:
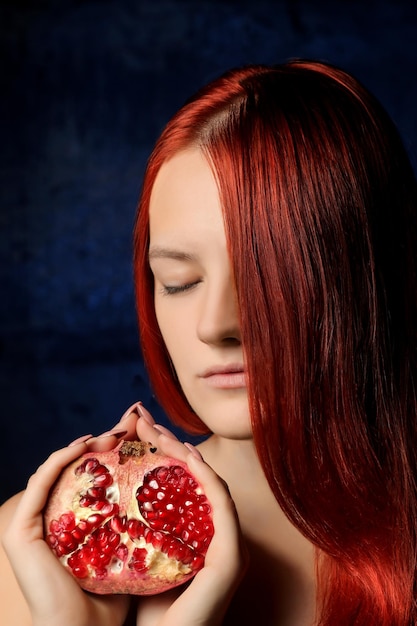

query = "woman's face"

[148,149,251,439]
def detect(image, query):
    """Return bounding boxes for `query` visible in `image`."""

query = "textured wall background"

[1,0,417,502]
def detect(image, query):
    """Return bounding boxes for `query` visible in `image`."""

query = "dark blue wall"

[1,0,417,502]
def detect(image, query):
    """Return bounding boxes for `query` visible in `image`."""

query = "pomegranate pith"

[44,440,214,595]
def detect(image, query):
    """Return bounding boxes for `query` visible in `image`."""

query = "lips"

[199,364,247,390]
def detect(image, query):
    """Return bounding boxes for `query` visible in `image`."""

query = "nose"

[196,271,241,346]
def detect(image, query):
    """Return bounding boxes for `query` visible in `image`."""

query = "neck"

[198,432,317,624]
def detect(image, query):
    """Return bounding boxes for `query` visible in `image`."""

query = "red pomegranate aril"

[129,547,148,573]
[46,534,58,548]
[94,472,113,487]
[79,495,94,508]
[92,464,107,476]
[127,518,144,540]
[99,502,118,516]
[49,519,62,534]
[44,439,214,595]
[55,544,69,557]
[95,568,108,580]
[86,514,104,528]
[109,515,126,534]
[116,543,128,562]
[59,512,76,529]
[72,565,89,579]
[57,531,76,548]
[87,486,105,499]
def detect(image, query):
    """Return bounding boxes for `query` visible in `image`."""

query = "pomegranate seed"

[58,531,77,548]
[79,547,94,563]
[72,565,89,578]
[93,472,113,487]
[127,519,144,539]
[116,543,128,562]
[110,515,127,534]
[86,514,104,528]
[83,459,100,474]
[100,502,117,516]
[95,528,107,544]
[87,487,105,499]
[90,552,111,568]
[154,467,169,482]
[143,526,152,541]
[71,527,86,542]
[109,531,120,547]
[137,486,151,500]
[79,495,95,508]
[67,553,81,567]
[151,531,164,550]
[46,534,58,548]
[94,567,109,579]
[191,555,204,571]
[55,544,69,557]
[128,547,148,572]
[102,543,115,556]
[59,512,76,530]
[77,520,89,533]
[49,519,62,535]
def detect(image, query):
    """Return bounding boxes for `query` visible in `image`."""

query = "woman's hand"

[1,438,132,626]
[135,406,248,626]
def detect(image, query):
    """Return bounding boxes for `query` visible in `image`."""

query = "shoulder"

[0,492,32,626]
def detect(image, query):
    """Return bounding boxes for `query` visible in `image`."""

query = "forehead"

[149,149,224,243]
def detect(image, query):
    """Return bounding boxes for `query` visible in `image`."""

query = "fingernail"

[153,424,178,440]
[97,429,128,440]
[137,402,155,425]
[120,403,140,422]
[184,442,204,461]
[68,434,93,447]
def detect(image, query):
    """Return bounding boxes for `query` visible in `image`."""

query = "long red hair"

[134,61,417,624]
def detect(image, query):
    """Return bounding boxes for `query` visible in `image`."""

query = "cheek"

[155,307,191,369]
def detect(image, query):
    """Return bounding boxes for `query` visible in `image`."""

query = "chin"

[186,392,251,437]
[198,411,252,440]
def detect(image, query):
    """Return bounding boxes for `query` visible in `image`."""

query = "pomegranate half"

[43,440,214,595]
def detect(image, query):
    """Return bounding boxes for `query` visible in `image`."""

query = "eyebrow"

[148,246,198,263]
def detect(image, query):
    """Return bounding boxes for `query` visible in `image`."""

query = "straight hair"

[134,60,417,624]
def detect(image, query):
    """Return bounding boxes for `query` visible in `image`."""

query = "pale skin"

[0,149,316,625]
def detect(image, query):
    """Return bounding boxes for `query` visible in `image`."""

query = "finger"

[13,441,90,526]
[185,454,234,514]
[136,410,161,447]
[86,429,128,452]
[137,402,155,425]
[153,433,193,464]
[117,402,141,438]
[86,403,141,453]
[185,454,248,575]
[68,434,94,446]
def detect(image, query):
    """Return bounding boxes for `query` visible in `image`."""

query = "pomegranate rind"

[43,440,213,595]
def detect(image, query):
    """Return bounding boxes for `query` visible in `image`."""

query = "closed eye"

[160,280,201,296]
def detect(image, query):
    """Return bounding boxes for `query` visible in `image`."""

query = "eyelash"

[160,281,201,296]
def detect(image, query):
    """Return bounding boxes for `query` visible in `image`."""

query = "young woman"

[1,59,417,625]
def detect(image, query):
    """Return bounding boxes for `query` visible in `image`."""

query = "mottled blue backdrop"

[1,0,417,502]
